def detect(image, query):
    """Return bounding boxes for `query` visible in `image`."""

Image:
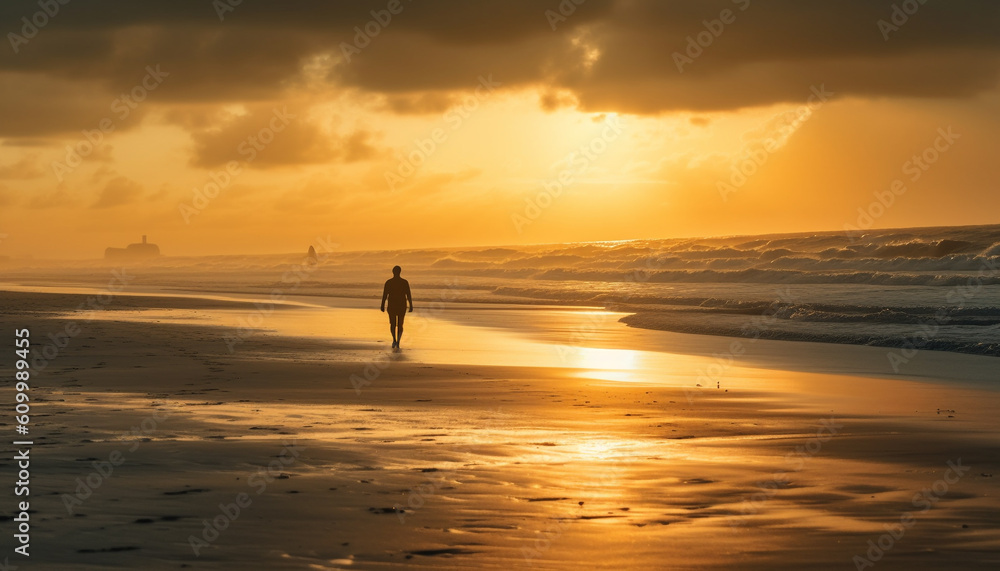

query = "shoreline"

[5,283,997,390]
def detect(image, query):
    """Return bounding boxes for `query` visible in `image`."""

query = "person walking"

[381,265,413,349]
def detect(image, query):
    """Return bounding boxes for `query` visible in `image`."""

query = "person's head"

[392,265,402,277]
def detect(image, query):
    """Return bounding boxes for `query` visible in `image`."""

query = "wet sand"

[2,289,999,570]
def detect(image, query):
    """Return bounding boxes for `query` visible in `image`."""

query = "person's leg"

[395,312,405,347]
[389,313,398,345]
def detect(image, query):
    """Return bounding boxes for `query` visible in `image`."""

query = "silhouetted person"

[381,265,412,349]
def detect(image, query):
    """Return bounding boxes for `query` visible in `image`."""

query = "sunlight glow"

[569,346,645,382]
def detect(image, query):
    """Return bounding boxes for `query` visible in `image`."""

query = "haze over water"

[9,224,1000,358]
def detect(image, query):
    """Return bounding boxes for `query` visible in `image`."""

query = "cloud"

[341,130,382,162]
[0,72,127,137]
[26,188,72,209]
[0,0,995,132]
[185,105,383,168]
[380,91,459,114]
[0,154,42,179]
[552,0,1000,112]
[91,175,143,208]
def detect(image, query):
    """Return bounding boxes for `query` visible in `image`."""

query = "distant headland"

[105,235,160,260]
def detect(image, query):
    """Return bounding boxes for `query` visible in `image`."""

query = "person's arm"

[405,281,413,312]
[381,281,388,312]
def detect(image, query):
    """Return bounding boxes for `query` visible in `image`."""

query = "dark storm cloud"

[0,0,998,136]
[559,0,1000,112]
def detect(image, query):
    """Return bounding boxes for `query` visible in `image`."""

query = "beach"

[5,3,1000,568]
[4,287,998,570]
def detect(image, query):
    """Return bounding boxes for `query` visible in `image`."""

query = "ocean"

[5,224,1000,357]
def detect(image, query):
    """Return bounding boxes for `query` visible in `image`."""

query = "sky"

[0,0,998,259]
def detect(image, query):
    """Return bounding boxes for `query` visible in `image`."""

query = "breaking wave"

[5,223,1000,357]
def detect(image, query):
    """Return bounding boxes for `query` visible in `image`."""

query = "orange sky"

[1,1,998,259]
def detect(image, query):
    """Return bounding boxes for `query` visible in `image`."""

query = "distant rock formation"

[306,245,318,264]
[105,235,160,261]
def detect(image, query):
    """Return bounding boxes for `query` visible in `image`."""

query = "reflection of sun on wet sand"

[5,288,1000,570]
